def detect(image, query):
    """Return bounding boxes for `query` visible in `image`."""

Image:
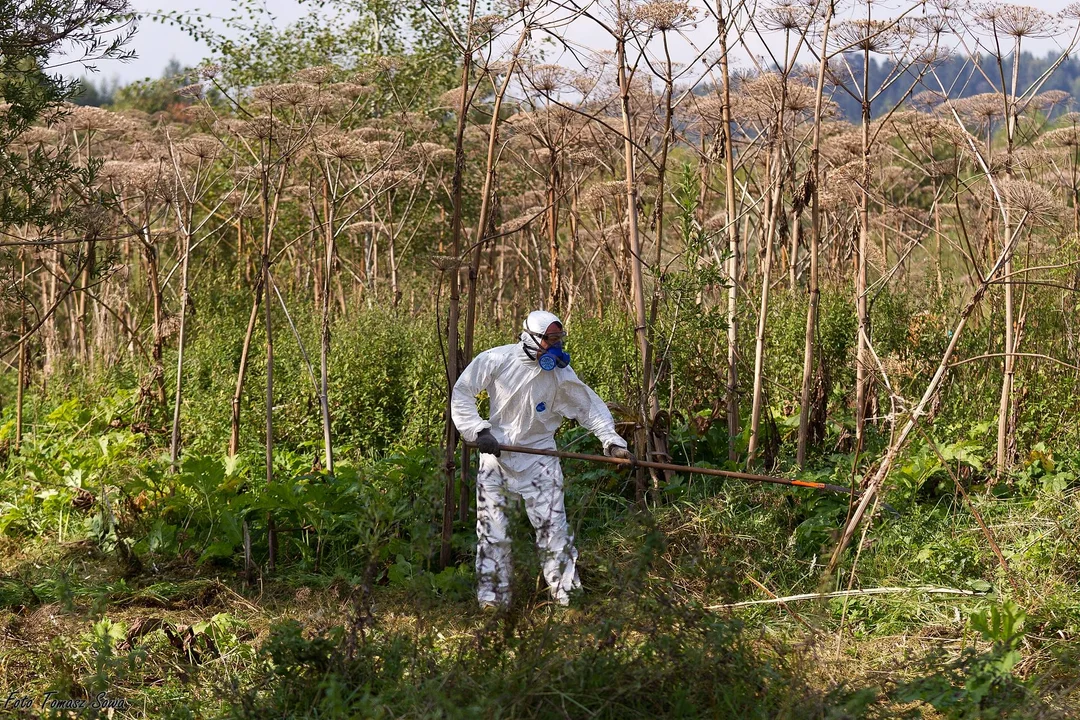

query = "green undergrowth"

[1,297,1080,716]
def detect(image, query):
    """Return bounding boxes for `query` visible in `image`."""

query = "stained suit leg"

[520,459,580,605]
[475,455,513,606]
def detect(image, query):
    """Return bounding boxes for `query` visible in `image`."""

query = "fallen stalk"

[706,585,986,610]
[465,441,875,502]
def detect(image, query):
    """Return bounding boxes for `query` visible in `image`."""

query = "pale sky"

[64,0,1080,86]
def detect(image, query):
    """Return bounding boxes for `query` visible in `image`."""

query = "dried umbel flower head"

[1030,90,1070,111]
[580,181,625,210]
[998,178,1058,224]
[974,3,1060,38]
[294,65,337,85]
[355,139,397,163]
[370,169,418,191]
[760,1,807,32]
[832,19,905,54]
[184,105,217,126]
[329,82,374,100]
[1042,125,1080,148]
[235,117,276,140]
[371,112,436,133]
[410,142,454,164]
[952,93,1004,126]
[523,64,567,94]
[886,111,972,148]
[233,202,261,219]
[470,13,505,37]
[61,105,130,133]
[437,86,467,110]
[13,126,57,147]
[318,133,368,161]
[252,83,317,108]
[1005,147,1053,173]
[199,63,222,80]
[374,56,402,72]
[634,0,698,31]
[733,73,817,121]
[353,127,400,142]
[567,148,601,166]
[498,213,534,234]
[176,83,204,99]
[911,90,946,111]
[100,160,163,192]
[178,136,220,160]
[703,212,728,233]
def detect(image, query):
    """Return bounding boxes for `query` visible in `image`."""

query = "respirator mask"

[521,311,572,371]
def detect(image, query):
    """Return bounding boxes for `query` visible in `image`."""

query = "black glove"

[476,428,501,457]
[605,444,634,462]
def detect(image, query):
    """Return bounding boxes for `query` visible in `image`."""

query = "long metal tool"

[465,442,862,499]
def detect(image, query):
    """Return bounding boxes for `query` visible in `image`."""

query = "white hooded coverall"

[451,325,627,606]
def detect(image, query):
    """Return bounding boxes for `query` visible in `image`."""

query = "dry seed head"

[499,214,533,234]
[234,203,261,219]
[330,82,374,100]
[184,105,217,126]
[238,117,277,140]
[370,169,417,190]
[926,158,959,179]
[178,136,220,160]
[580,181,625,209]
[761,2,807,31]
[199,63,222,80]
[437,86,466,110]
[510,189,546,208]
[353,127,399,142]
[176,83,204,99]
[524,64,567,95]
[430,254,462,271]
[911,90,946,111]
[832,20,904,54]
[470,13,506,37]
[356,139,396,163]
[374,56,402,72]
[952,93,1004,124]
[1000,178,1057,218]
[634,0,698,31]
[62,105,134,133]
[703,212,728,232]
[99,160,161,190]
[13,127,56,146]
[568,149,601,166]
[1031,90,1070,110]
[294,66,337,85]
[376,112,436,133]
[252,83,317,108]
[975,4,1059,38]
[410,142,454,164]
[1042,125,1080,147]
[733,73,817,120]
[320,133,368,161]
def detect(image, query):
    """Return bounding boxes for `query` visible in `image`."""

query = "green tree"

[0,0,134,226]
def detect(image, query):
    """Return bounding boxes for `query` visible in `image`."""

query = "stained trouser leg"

[520,458,579,605]
[475,454,512,606]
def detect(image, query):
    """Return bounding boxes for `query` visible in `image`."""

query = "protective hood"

[519,310,563,358]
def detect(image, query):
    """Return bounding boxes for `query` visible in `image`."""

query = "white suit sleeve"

[559,371,627,449]
[451,351,494,443]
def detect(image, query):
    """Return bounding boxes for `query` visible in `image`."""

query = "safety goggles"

[528,330,568,344]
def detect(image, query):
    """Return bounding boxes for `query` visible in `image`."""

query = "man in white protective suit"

[451,310,634,608]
